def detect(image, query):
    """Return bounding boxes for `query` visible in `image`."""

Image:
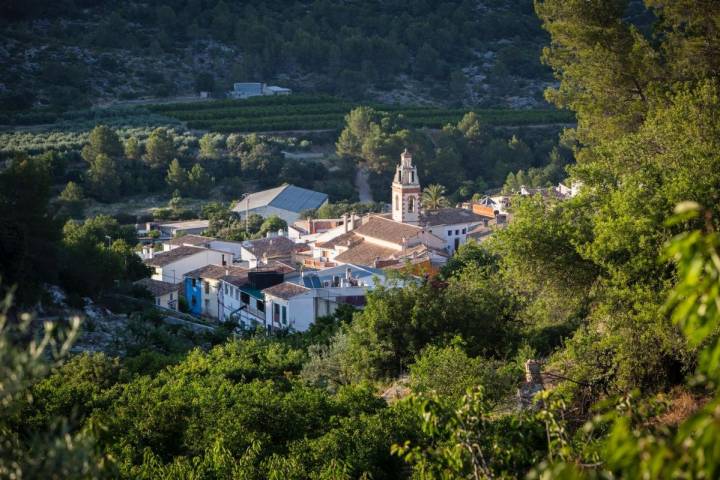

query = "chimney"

[345,267,352,280]
[342,213,348,233]
[374,256,381,268]
[349,212,356,231]
[309,219,315,234]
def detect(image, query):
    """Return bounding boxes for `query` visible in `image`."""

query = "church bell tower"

[391,149,421,225]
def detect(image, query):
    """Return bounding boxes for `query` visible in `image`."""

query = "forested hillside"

[0,0,553,112]
[4,0,720,479]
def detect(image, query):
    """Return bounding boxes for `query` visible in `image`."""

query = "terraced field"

[148,95,575,132]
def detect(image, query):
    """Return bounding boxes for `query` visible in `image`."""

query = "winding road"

[355,167,373,203]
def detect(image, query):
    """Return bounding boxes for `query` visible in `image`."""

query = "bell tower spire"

[391,149,421,225]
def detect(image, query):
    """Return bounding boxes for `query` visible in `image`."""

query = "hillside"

[0,0,554,115]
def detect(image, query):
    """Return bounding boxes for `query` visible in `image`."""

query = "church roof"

[353,216,423,244]
[420,208,488,227]
[334,241,398,266]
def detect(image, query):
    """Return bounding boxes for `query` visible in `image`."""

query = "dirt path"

[355,167,373,203]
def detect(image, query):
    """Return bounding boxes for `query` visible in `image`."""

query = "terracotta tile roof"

[420,208,488,227]
[222,273,251,287]
[165,234,214,246]
[353,216,422,244]
[242,236,298,259]
[467,224,494,242]
[315,230,363,249]
[334,241,398,266]
[264,260,297,275]
[262,282,310,300]
[135,278,179,297]
[185,264,248,280]
[145,246,206,267]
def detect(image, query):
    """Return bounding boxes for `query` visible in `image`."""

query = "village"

[135,149,579,333]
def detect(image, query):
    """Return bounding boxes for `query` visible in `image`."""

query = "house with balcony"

[262,264,392,332]
[184,264,248,318]
[218,267,290,330]
[144,246,229,284]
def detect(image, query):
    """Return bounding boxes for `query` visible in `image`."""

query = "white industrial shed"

[232,184,329,224]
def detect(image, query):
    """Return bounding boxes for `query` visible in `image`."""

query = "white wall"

[208,240,243,261]
[266,293,315,332]
[239,247,259,269]
[152,250,227,284]
[155,291,178,310]
[218,280,266,327]
[200,278,222,319]
[426,221,483,253]
[237,205,302,225]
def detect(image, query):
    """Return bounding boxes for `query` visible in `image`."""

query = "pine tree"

[187,163,212,197]
[86,154,121,202]
[165,159,188,193]
[81,125,123,164]
[144,128,175,169]
[124,136,142,162]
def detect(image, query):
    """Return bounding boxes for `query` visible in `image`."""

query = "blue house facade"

[184,277,203,316]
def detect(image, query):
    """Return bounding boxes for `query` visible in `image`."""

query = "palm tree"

[422,184,448,210]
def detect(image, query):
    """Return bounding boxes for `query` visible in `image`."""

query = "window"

[447,230,452,236]
[408,196,415,212]
[156,298,160,305]
[241,292,250,304]
[192,297,197,306]
[411,171,414,183]
[455,229,459,235]
[395,195,399,210]
[281,306,287,325]
[257,299,265,312]
[204,282,209,294]
[170,293,174,300]
[191,278,196,287]
[222,254,226,266]
[224,284,228,294]
[462,228,466,234]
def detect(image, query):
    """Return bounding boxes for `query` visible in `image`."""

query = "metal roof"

[302,275,323,288]
[232,184,328,215]
[270,185,328,212]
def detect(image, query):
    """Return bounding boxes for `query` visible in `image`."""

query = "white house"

[420,208,488,254]
[218,267,290,329]
[144,246,229,284]
[184,264,248,319]
[263,283,315,332]
[263,264,394,332]
[163,234,244,262]
[134,278,180,310]
[232,184,329,224]
[147,219,210,239]
[556,181,582,198]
